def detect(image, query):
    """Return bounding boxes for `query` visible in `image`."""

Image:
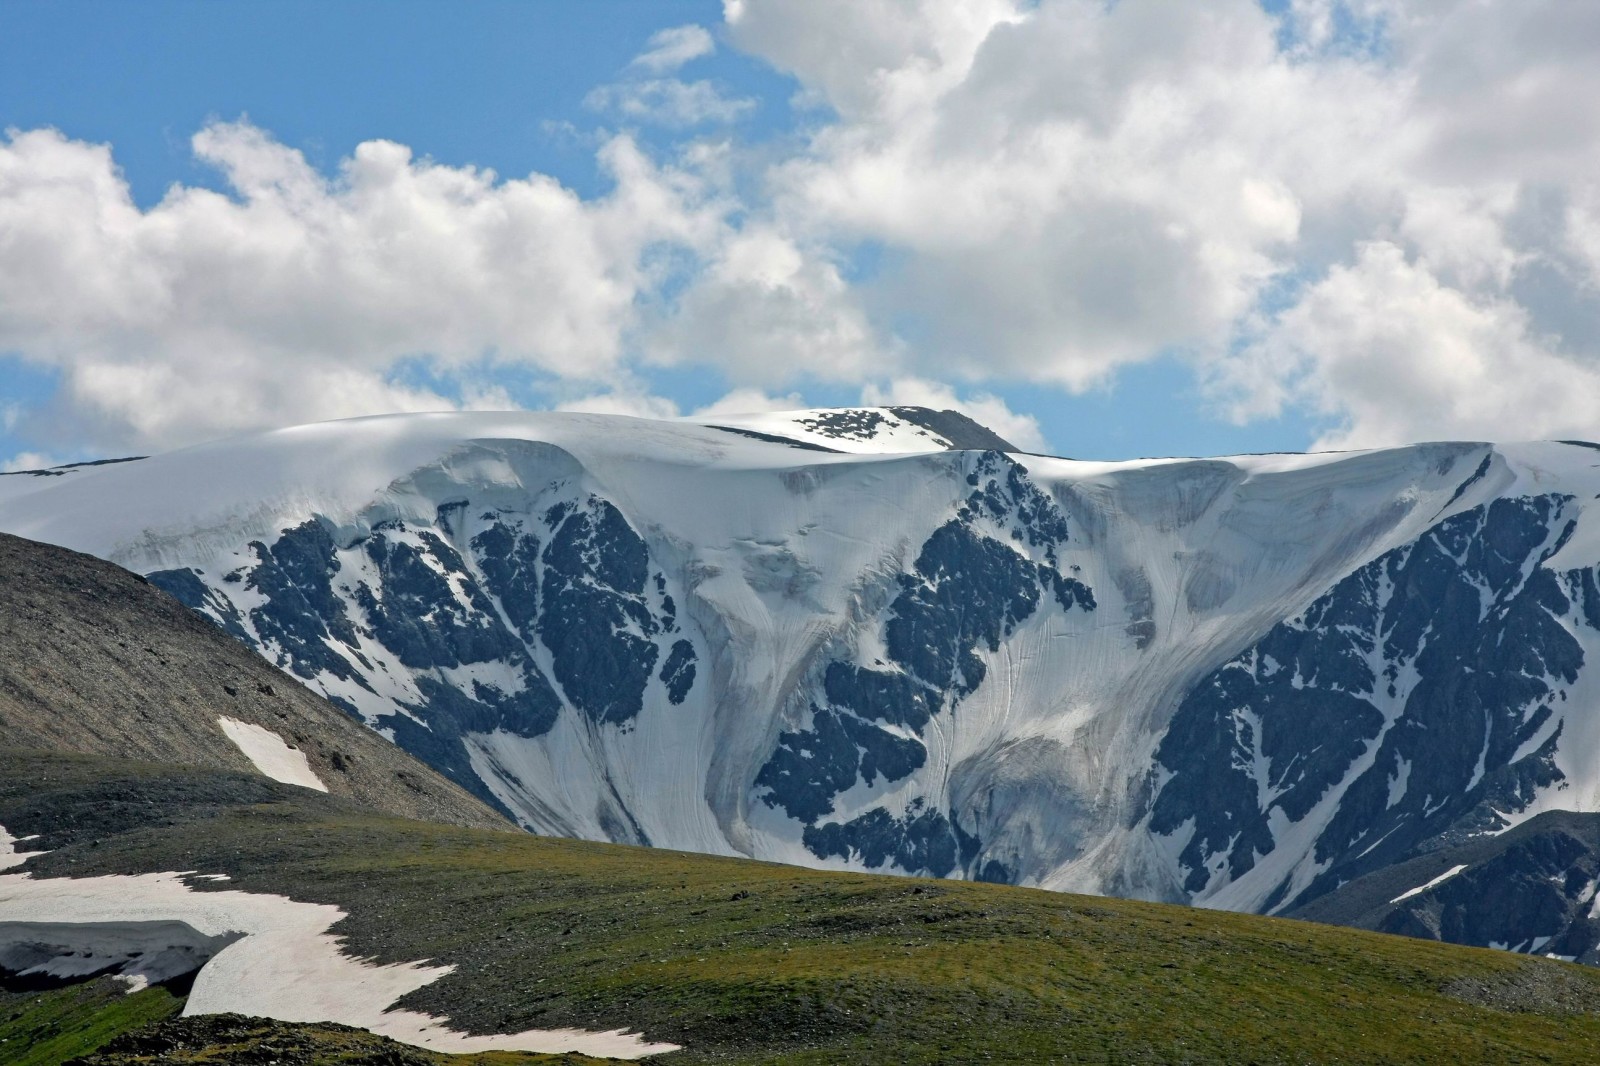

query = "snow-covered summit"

[694,405,1020,454]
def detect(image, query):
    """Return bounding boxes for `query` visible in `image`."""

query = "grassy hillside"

[6,1005,608,1066]
[6,750,1600,1065]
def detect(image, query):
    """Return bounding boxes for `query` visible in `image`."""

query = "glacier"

[6,408,1600,946]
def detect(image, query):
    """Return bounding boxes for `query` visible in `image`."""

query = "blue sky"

[3,1,1597,466]
[0,2,780,206]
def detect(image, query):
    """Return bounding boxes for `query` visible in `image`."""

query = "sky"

[3,0,1600,467]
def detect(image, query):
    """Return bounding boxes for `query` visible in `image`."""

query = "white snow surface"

[0,867,679,1057]
[1390,864,1470,904]
[8,412,1600,908]
[218,717,329,792]
[0,827,45,871]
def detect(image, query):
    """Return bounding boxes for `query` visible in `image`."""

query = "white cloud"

[720,0,1350,387]
[689,388,807,418]
[1214,242,1600,449]
[631,25,716,73]
[591,24,749,127]
[555,390,681,420]
[1397,184,1523,291]
[1,451,58,473]
[1567,186,1600,291]
[649,226,887,384]
[711,0,1600,447]
[586,79,755,127]
[0,121,720,452]
[9,1,1600,461]
[725,0,1023,121]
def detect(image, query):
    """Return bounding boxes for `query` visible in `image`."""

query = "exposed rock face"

[0,531,506,831]
[1292,811,1600,965]
[755,451,1094,880]
[1152,494,1588,913]
[706,404,1021,453]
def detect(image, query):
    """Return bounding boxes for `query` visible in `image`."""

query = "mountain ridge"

[6,406,1600,964]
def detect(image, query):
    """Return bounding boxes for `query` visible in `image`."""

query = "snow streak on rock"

[757,451,1094,879]
[1153,494,1589,914]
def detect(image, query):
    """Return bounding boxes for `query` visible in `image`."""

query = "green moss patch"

[0,979,181,1066]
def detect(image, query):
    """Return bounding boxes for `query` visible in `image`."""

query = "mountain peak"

[697,404,1020,454]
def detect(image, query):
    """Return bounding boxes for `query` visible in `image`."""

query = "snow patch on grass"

[0,825,45,871]
[0,869,680,1058]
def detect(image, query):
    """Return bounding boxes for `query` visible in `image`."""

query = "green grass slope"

[0,980,181,1066]
[5,750,1600,1065]
[60,1013,611,1066]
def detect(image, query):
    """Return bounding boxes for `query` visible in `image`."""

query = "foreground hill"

[8,407,1600,963]
[0,531,505,830]
[6,749,1600,1065]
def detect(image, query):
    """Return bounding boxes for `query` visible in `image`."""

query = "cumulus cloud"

[724,0,1023,119]
[555,389,681,420]
[648,226,887,384]
[7,1,1600,460]
[1214,242,1600,449]
[0,121,719,451]
[689,387,807,418]
[1567,188,1600,289]
[711,0,1600,447]
[1,451,59,473]
[722,0,1327,388]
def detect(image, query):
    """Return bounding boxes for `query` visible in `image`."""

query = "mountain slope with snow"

[8,407,1600,960]
[1291,809,1600,963]
[0,530,505,831]
[700,405,1020,453]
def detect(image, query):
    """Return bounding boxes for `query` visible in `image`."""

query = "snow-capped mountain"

[7,408,1600,957]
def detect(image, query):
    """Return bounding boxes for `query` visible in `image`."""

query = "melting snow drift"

[0,920,241,993]
[0,865,679,1058]
[217,716,329,792]
[0,827,45,872]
